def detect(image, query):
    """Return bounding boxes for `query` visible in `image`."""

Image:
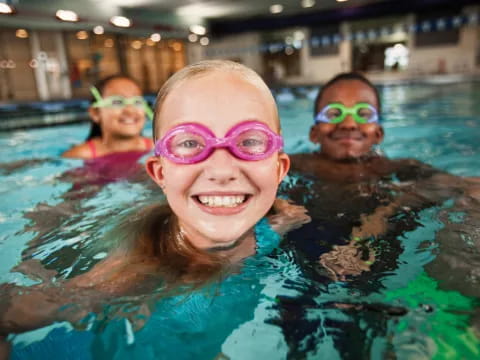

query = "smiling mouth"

[331,135,364,142]
[119,117,139,125]
[193,195,250,208]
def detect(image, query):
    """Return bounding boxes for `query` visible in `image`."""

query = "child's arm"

[267,198,311,236]
[0,335,10,360]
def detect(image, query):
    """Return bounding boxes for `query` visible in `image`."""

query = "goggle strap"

[144,104,154,121]
[90,86,103,106]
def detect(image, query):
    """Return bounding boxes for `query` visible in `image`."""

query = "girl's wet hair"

[152,60,279,141]
[86,75,141,141]
[314,72,381,117]
[114,203,227,291]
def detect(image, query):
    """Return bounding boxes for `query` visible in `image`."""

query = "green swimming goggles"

[90,86,154,121]
[314,103,379,124]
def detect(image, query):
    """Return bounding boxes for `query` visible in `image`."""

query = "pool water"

[1,81,479,359]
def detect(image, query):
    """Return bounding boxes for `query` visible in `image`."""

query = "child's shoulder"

[61,141,94,159]
[142,136,154,150]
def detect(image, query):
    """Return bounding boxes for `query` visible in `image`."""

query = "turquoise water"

[0,81,479,359]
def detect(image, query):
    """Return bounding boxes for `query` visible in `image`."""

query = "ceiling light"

[56,10,79,22]
[0,3,15,14]
[188,33,198,42]
[336,0,349,2]
[110,16,131,28]
[301,0,315,8]
[93,26,104,35]
[189,24,206,35]
[150,33,161,42]
[15,29,29,39]
[270,4,283,14]
[199,37,209,46]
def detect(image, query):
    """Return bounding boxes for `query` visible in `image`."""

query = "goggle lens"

[168,132,206,159]
[356,106,375,122]
[234,129,270,156]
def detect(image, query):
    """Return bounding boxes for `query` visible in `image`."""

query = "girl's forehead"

[103,78,141,96]
[157,74,278,136]
[319,80,377,106]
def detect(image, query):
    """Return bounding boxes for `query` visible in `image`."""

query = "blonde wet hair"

[152,60,279,141]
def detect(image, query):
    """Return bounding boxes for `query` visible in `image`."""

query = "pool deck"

[1,72,479,131]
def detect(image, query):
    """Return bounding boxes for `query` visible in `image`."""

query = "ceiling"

[0,0,477,38]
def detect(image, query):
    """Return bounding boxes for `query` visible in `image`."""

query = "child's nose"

[203,148,240,184]
[122,104,141,114]
[338,114,358,130]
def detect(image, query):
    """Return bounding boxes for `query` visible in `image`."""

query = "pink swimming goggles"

[154,120,284,164]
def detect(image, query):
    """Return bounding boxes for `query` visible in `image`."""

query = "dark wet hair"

[313,72,381,117]
[86,75,141,141]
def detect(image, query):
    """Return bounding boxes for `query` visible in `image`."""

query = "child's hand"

[268,198,311,235]
[319,240,375,282]
[12,259,58,284]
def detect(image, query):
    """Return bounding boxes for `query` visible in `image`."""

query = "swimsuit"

[86,138,152,159]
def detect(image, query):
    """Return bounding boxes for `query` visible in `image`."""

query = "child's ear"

[145,156,165,188]
[374,125,384,144]
[277,153,290,184]
[309,125,320,144]
[88,107,100,124]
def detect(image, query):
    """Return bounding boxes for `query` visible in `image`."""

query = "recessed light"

[199,37,209,46]
[336,0,349,2]
[188,33,198,42]
[150,33,161,42]
[270,4,283,14]
[301,0,315,8]
[189,25,206,35]
[56,9,79,22]
[0,3,15,14]
[110,16,131,28]
[93,26,104,35]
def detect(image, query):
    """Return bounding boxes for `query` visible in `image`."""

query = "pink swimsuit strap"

[87,138,150,159]
[87,140,97,159]
[143,137,151,149]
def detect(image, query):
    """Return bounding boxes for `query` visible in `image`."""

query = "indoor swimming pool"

[0,80,479,359]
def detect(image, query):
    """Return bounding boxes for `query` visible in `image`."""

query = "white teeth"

[197,195,246,207]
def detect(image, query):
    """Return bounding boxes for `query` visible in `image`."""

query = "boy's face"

[310,79,384,160]
[146,71,289,250]
[89,78,146,139]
